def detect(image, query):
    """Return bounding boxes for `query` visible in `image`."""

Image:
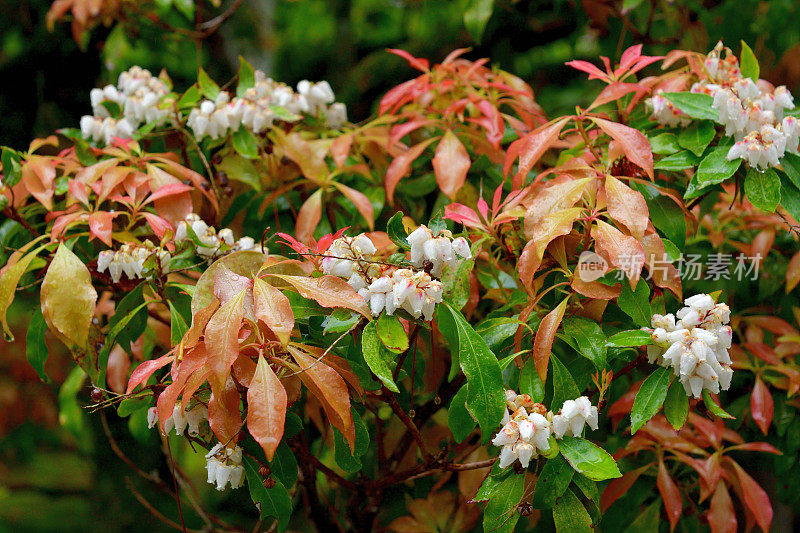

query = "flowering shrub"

[3,34,800,532]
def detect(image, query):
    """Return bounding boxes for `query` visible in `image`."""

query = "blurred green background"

[2,0,800,530]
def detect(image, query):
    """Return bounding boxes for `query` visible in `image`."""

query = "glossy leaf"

[745,167,781,212]
[664,379,689,429]
[204,289,245,379]
[551,355,580,412]
[617,279,651,327]
[631,367,671,434]
[432,129,470,199]
[605,175,649,239]
[360,321,399,393]
[519,357,545,402]
[606,330,651,347]
[664,92,718,120]
[41,243,97,350]
[531,454,574,509]
[448,385,476,443]
[269,274,371,319]
[740,40,760,81]
[253,278,294,347]
[678,120,715,157]
[483,473,524,533]
[247,356,287,461]
[376,313,409,353]
[657,457,683,531]
[708,482,737,533]
[591,117,653,180]
[702,390,735,419]
[436,303,506,443]
[532,297,568,382]
[553,488,593,533]
[559,436,621,481]
[243,456,292,532]
[562,316,607,370]
[728,459,772,533]
[26,308,49,381]
[751,376,773,435]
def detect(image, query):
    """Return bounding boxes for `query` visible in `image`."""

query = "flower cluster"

[320,229,467,320]
[81,66,172,145]
[187,71,347,140]
[648,90,691,127]
[97,241,171,283]
[174,214,264,258]
[147,404,208,437]
[644,294,734,398]
[696,44,797,168]
[492,390,599,469]
[205,443,245,491]
[406,225,472,278]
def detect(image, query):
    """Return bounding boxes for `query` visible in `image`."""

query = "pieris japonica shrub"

[2,37,800,533]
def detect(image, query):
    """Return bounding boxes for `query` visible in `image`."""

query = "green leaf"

[558,436,621,481]
[664,93,719,121]
[1,147,22,188]
[781,152,800,189]
[702,390,735,419]
[630,367,671,433]
[268,443,298,488]
[778,171,800,222]
[622,0,645,12]
[376,313,408,353]
[233,127,260,159]
[218,153,262,191]
[464,0,494,44]
[571,473,600,508]
[622,500,661,533]
[448,385,476,443]
[26,308,49,382]
[436,303,506,443]
[654,150,700,171]
[551,354,580,412]
[647,195,686,248]
[243,456,292,532]
[553,488,593,533]
[649,133,681,155]
[386,211,409,250]
[173,0,195,20]
[562,317,606,370]
[476,317,519,350]
[109,283,148,357]
[606,330,652,348]
[237,56,255,97]
[740,40,760,81]
[483,472,524,533]
[197,67,220,100]
[689,145,742,199]
[285,291,325,320]
[441,258,473,310]
[333,407,369,472]
[117,396,149,417]
[678,120,715,157]
[323,309,359,335]
[745,167,781,212]
[168,301,189,347]
[519,357,545,402]
[532,454,574,509]
[617,279,651,327]
[664,379,689,429]
[58,367,89,441]
[361,321,399,393]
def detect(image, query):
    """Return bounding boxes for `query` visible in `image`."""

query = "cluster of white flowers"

[648,90,692,127]
[406,225,472,278]
[205,443,245,491]
[320,226,470,320]
[492,390,599,469]
[649,42,799,169]
[644,293,734,398]
[174,214,264,258]
[187,71,347,140]
[551,396,599,438]
[97,241,171,283]
[147,404,208,437]
[81,66,172,145]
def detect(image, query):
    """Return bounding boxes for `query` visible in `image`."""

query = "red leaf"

[750,376,773,435]
[268,274,371,319]
[143,182,194,205]
[727,442,781,454]
[592,220,646,286]
[444,203,483,229]
[333,182,375,230]
[247,355,287,461]
[253,277,294,347]
[532,297,568,382]
[387,49,430,72]
[786,251,800,292]
[743,342,781,365]
[126,353,173,394]
[288,345,355,451]
[88,211,118,247]
[657,457,683,531]
[385,138,437,204]
[295,190,323,244]
[507,117,570,188]
[208,374,243,445]
[565,60,609,81]
[588,82,647,111]
[330,134,353,169]
[601,465,648,511]
[432,130,471,199]
[708,483,737,533]
[143,213,173,239]
[605,175,649,239]
[727,458,773,533]
[590,117,654,180]
[204,290,245,380]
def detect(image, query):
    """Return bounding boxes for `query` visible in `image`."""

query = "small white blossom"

[406,225,472,278]
[648,90,691,127]
[147,404,209,437]
[96,241,171,283]
[174,214,264,258]
[551,396,599,438]
[205,443,245,491]
[644,294,734,398]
